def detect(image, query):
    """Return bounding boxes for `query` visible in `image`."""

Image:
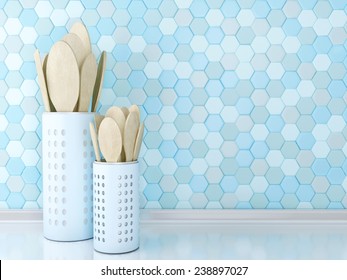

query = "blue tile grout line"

[0,0,346,209]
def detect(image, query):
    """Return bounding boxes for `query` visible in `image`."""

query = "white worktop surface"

[1,218,347,260]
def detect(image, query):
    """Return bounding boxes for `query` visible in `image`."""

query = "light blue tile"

[250,141,269,158]
[174,167,193,184]
[327,168,345,185]
[190,0,209,18]
[190,175,208,192]
[6,158,25,176]
[174,97,192,114]
[205,115,223,132]
[4,1,23,17]
[19,9,38,26]
[296,185,315,202]
[128,18,147,35]
[265,185,284,202]
[159,36,178,52]
[266,167,284,184]
[252,1,270,18]
[97,18,116,35]
[6,192,25,209]
[205,27,224,44]
[144,184,163,201]
[236,150,254,167]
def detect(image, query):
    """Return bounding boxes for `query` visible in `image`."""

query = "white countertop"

[1,219,347,260]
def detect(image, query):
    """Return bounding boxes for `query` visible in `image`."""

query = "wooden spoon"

[92,51,107,112]
[121,107,129,119]
[34,50,50,112]
[94,114,104,133]
[89,122,101,162]
[123,112,140,162]
[70,22,92,54]
[133,122,144,161]
[129,104,140,120]
[105,106,126,134]
[46,41,80,112]
[42,55,56,112]
[77,53,97,112]
[98,117,122,163]
[62,33,88,69]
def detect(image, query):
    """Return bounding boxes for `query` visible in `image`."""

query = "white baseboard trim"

[0,209,346,223]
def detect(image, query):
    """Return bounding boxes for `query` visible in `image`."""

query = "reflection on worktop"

[1,221,347,260]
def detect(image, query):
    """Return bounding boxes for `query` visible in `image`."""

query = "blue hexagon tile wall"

[0,0,346,209]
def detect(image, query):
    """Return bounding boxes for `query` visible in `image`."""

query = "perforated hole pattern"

[44,126,94,232]
[93,171,138,248]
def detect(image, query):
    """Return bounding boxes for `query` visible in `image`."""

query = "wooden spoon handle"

[89,122,101,162]
[92,51,107,112]
[34,50,50,112]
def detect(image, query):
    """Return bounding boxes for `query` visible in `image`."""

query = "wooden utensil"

[70,22,92,54]
[34,50,50,112]
[94,114,104,133]
[42,54,56,112]
[123,112,140,162]
[98,117,122,163]
[129,104,140,120]
[62,33,88,69]
[46,41,80,112]
[89,122,101,162]
[133,122,144,161]
[105,106,126,134]
[92,51,107,112]
[121,107,129,119]
[78,53,97,112]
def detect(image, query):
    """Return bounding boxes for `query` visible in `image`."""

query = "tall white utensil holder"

[42,112,94,241]
[93,161,140,254]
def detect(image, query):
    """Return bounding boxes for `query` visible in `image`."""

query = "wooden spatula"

[34,50,50,112]
[78,53,97,112]
[123,112,140,162]
[91,51,107,112]
[121,107,129,119]
[62,33,88,69]
[105,106,126,134]
[94,114,104,133]
[70,22,92,54]
[46,41,80,112]
[129,104,140,120]
[133,122,144,161]
[42,54,56,112]
[89,122,101,162]
[98,117,122,163]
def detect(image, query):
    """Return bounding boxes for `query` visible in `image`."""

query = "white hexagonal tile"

[6,141,24,157]
[22,150,40,166]
[35,1,54,17]
[313,54,331,71]
[206,9,224,26]
[236,10,255,26]
[50,9,69,26]
[190,35,208,52]
[66,1,85,18]
[159,18,177,35]
[0,115,8,131]
[20,27,38,44]
[313,18,332,36]
[21,115,39,131]
[129,36,146,53]
[175,62,193,79]
[4,18,22,35]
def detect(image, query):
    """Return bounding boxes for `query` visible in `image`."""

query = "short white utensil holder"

[93,161,140,254]
[42,112,94,241]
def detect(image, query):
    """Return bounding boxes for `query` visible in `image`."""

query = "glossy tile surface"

[1,221,347,259]
[0,0,347,209]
